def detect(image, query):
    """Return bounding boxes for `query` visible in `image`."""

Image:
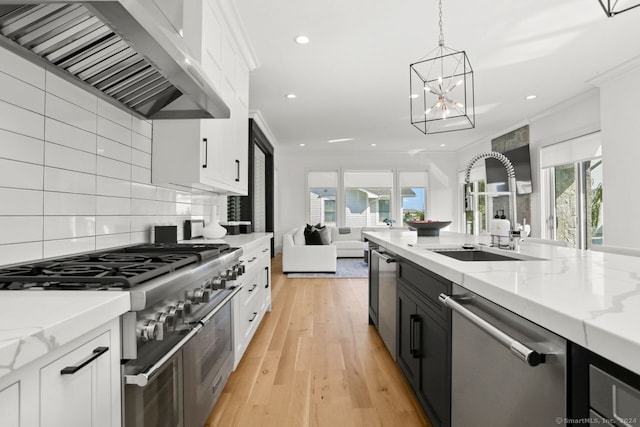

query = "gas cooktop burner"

[123,243,231,261]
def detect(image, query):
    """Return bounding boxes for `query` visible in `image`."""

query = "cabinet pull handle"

[248,283,257,292]
[247,256,257,263]
[413,315,421,358]
[202,138,208,168]
[60,346,109,375]
[409,315,420,358]
[235,159,240,182]
[262,248,269,253]
[265,266,270,288]
[249,312,258,322]
[409,315,415,357]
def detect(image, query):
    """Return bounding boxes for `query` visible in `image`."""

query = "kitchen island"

[364,229,640,376]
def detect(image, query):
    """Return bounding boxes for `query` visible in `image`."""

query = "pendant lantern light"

[410,0,475,135]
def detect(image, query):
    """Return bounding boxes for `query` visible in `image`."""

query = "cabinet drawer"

[590,365,640,425]
[40,331,112,427]
[398,261,450,319]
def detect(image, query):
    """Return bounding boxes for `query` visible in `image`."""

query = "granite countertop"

[0,292,130,380]
[364,229,640,375]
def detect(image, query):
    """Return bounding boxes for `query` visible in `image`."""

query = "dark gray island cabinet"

[396,258,452,427]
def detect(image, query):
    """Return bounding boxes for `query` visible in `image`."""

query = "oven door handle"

[125,325,201,387]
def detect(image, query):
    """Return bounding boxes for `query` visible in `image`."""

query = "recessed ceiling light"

[525,95,537,100]
[440,144,446,147]
[286,93,297,99]
[371,143,377,147]
[294,35,310,45]
[299,143,305,147]
[328,138,354,143]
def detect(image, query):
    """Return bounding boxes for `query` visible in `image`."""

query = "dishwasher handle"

[439,293,545,367]
[372,250,397,263]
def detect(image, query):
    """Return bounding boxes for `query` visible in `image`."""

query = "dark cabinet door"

[368,251,379,326]
[415,302,451,427]
[397,284,419,387]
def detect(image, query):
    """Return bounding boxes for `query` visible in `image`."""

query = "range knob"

[176,300,192,316]
[224,268,238,281]
[211,277,227,290]
[236,264,246,275]
[187,288,211,303]
[157,312,175,332]
[136,319,161,342]
[166,305,183,321]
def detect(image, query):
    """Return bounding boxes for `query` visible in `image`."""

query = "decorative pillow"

[292,227,306,245]
[304,224,331,245]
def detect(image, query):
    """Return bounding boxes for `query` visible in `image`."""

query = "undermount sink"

[428,247,545,262]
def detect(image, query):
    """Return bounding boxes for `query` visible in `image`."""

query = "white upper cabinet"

[153,0,252,195]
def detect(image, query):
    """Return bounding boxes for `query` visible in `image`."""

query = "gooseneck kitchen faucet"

[464,151,520,249]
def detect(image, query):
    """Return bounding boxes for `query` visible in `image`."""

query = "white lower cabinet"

[232,236,272,368]
[40,331,112,427]
[0,318,121,427]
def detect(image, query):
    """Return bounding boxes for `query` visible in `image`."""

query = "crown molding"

[250,110,279,149]
[217,0,260,70]
[587,55,640,87]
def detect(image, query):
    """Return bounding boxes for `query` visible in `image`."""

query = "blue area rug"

[287,258,369,278]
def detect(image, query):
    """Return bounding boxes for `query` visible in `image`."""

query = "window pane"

[399,171,427,226]
[554,163,577,248]
[309,187,336,226]
[588,160,603,248]
[344,171,393,227]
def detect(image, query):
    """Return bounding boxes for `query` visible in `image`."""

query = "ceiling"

[235,0,640,152]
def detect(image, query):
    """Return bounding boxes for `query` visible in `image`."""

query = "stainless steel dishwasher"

[371,249,397,360]
[440,284,567,427]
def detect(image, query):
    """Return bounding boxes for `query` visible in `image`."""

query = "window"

[344,171,394,227]
[541,133,603,249]
[399,171,428,226]
[308,171,338,226]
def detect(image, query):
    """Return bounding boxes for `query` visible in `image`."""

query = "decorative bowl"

[407,220,452,236]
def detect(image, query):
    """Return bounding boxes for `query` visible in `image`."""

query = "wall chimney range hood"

[0,1,230,120]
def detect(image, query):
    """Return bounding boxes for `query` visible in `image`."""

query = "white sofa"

[281,226,368,273]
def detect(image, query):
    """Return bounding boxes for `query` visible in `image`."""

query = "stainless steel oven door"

[183,300,233,427]
[124,350,184,427]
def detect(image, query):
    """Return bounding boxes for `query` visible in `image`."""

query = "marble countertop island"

[364,229,640,375]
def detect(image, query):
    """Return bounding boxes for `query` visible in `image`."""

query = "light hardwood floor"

[206,254,431,427]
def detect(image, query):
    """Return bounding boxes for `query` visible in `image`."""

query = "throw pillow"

[304,224,331,245]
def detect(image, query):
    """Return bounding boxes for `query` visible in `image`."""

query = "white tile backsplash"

[0,242,43,265]
[97,136,132,163]
[45,71,97,113]
[0,158,43,190]
[97,156,131,180]
[0,129,44,164]
[45,142,96,175]
[0,217,43,244]
[0,45,220,266]
[0,99,45,139]
[44,192,96,216]
[0,71,45,114]
[131,149,151,168]
[96,196,131,216]
[45,118,97,153]
[44,167,96,195]
[43,216,96,240]
[43,237,96,258]
[96,216,131,235]
[132,132,152,153]
[97,98,131,129]
[132,116,152,138]
[97,117,132,146]
[0,49,45,89]
[97,176,131,198]
[45,94,96,133]
[0,188,43,215]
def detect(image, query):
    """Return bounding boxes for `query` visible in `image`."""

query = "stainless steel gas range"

[0,243,245,427]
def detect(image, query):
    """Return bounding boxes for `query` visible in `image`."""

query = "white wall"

[597,60,640,247]
[275,149,457,250]
[455,89,601,238]
[0,46,221,265]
